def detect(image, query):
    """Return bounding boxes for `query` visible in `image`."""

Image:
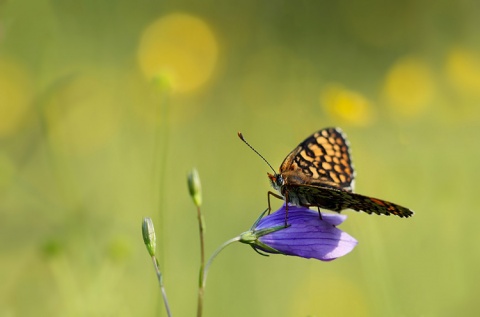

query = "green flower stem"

[197,206,206,270]
[197,236,241,317]
[203,236,241,286]
[151,256,172,317]
[196,205,206,317]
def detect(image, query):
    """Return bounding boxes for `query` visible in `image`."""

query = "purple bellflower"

[240,204,357,261]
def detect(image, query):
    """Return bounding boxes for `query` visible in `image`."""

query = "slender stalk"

[203,236,241,287]
[196,206,206,317]
[196,236,241,317]
[197,207,206,271]
[151,256,172,317]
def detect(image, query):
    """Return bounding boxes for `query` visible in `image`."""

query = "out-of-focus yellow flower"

[137,13,219,94]
[0,57,32,137]
[383,56,435,117]
[44,74,120,156]
[446,47,480,98]
[321,84,375,127]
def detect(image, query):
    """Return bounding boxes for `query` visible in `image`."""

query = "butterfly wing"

[286,184,414,218]
[280,127,355,192]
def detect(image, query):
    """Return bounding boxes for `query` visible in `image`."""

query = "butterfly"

[238,127,414,221]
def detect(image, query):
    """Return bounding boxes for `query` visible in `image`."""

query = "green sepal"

[239,224,288,255]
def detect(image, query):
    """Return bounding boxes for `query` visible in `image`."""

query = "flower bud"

[187,168,202,207]
[142,217,156,257]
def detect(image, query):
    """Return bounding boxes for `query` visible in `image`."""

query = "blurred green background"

[1,0,480,316]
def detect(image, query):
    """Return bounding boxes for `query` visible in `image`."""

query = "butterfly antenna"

[237,132,277,174]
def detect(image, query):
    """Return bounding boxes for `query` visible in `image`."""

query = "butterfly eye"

[276,175,284,187]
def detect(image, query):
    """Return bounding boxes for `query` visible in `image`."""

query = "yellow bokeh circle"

[137,13,219,93]
[383,56,435,117]
[445,47,480,98]
[321,84,375,127]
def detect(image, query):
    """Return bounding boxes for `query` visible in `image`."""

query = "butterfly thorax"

[268,169,348,208]
[267,171,310,195]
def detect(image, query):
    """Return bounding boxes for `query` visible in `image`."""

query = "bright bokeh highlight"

[321,84,375,126]
[383,56,435,117]
[137,13,219,93]
[445,47,480,98]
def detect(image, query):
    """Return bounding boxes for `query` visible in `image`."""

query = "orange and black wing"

[280,127,355,191]
[286,184,414,218]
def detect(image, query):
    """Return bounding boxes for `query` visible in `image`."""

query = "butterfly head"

[267,173,284,191]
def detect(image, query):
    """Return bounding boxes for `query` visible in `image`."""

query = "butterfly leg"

[284,192,289,227]
[267,191,284,214]
[317,207,323,220]
[267,190,289,227]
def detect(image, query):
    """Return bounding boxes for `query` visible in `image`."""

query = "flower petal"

[256,204,347,229]
[254,205,357,261]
